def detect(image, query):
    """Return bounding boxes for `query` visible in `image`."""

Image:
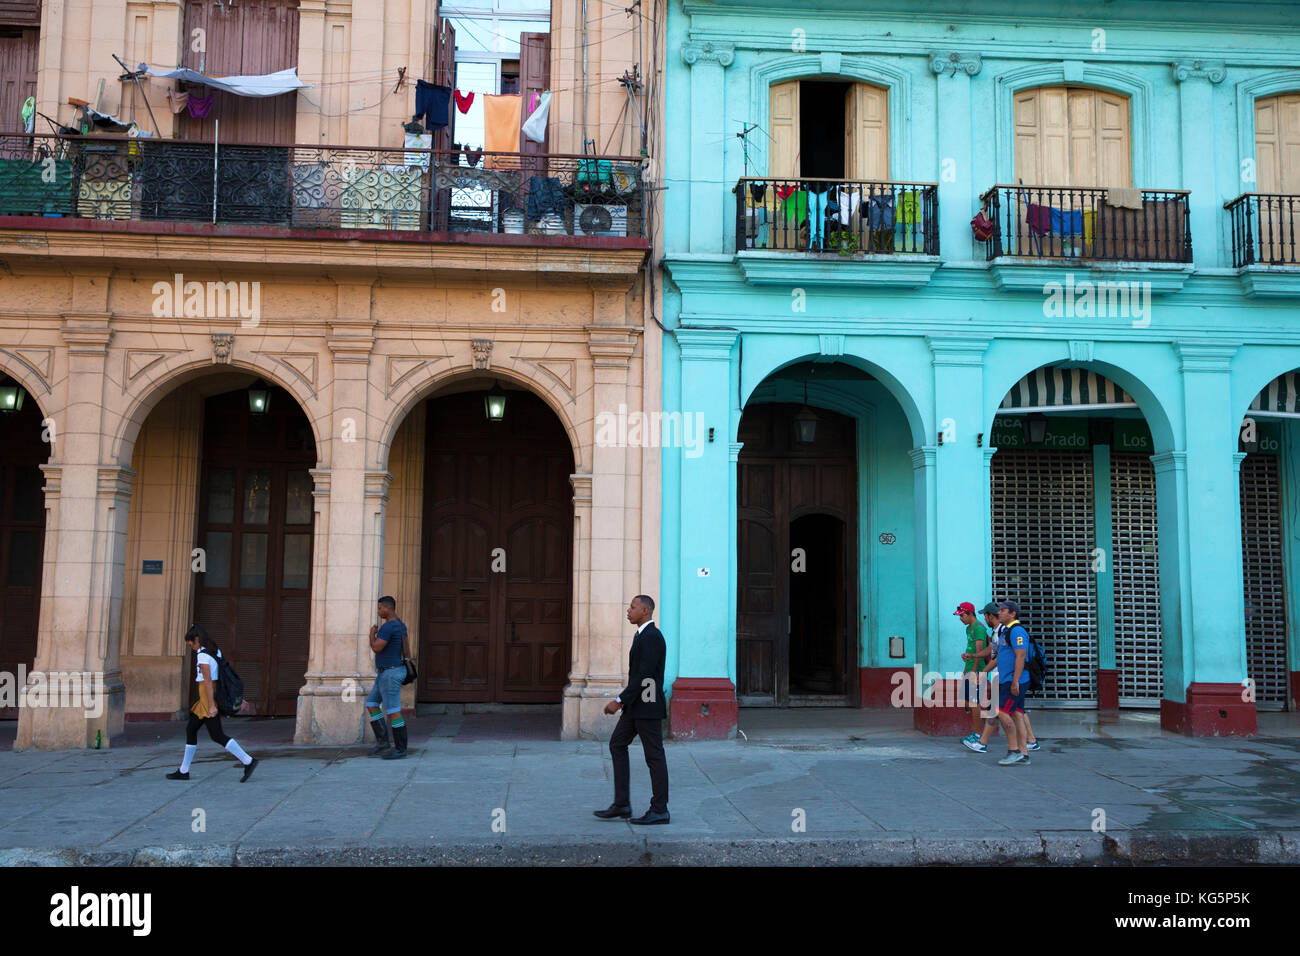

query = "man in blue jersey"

[994,600,1032,766]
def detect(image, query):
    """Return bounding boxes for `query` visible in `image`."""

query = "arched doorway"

[418,385,574,703]
[0,377,49,719]
[737,397,857,706]
[991,365,1164,708]
[191,384,317,716]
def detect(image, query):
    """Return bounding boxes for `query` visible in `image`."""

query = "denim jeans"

[365,666,405,716]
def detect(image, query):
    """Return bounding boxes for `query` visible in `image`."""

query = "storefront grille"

[1111,452,1163,707]
[991,450,1097,705]
[1240,453,1289,710]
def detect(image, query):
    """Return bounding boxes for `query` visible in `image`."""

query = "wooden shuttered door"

[518,32,550,154]
[179,0,300,144]
[1013,86,1130,188]
[1254,92,1300,263]
[843,82,888,180]
[768,80,799,179]
[0,26,38,138]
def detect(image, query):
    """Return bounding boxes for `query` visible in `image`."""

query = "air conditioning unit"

[575,203,627,237]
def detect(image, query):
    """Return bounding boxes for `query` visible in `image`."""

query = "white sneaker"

[962,738,987,753]
[998,752,1029,766]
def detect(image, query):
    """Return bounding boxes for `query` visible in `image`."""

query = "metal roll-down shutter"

[991,449,1098,705]
[1240,454,1289,710]
[1110,452,1163,706]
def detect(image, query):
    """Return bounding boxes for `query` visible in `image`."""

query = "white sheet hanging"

[521,90,551,144]
[146,67,310,98]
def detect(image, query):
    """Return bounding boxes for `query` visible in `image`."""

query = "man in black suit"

[593,594,669,825]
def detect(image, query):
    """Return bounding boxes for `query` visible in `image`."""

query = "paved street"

[1,709,1298,865]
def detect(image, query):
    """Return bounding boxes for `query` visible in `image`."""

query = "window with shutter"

[1254,93,1300,263]
[1013,86,1131,188]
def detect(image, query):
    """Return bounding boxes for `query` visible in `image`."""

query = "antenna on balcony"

[736,123,761,177]
[112,53,161,138]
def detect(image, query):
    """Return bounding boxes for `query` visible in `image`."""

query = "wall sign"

[142,560,163,575]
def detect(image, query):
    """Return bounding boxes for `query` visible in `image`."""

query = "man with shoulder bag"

[365,595,411,760]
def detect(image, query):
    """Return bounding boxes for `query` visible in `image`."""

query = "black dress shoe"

[593,804,632,819]
[629,810,670,825]
[165,770,189,780]
[240,758,259,782]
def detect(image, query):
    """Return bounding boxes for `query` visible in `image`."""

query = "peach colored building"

[0,0,663,748]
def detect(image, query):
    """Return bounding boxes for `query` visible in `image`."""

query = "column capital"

[309,467,332,498]
[1171,59,1226,84]
[569,472,593,503]
[97,465,136,499]
[39,463,62,500]
[1232,451,1248,474]
[675,327,738,361]
[926,335,989,366]
[328,322,377,363]
[681,40,735,69]
[60,315,114,355]
[586,327,640,368]
[363,470,393,501]
[1173,340,1239,371]
[929,50,982,77]
[729,441,744,462]
[1150,450,1187,474]
[909,445,938,469]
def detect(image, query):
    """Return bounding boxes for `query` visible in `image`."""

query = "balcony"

[1225,193,1299,267]
[731,178,940,289]
[0,134,647,245]
[979,185,1192,264]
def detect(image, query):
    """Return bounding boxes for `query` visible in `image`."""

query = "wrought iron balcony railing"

[978,185,1191,263]
[0,134,646,241]
[735,178,938,256]
[1225,193,1300,267]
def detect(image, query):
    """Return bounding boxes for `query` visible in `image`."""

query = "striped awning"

[1249,372,1300,418]
[999,367,1137,412]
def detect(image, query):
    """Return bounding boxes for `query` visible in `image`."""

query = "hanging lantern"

[248,380,272,414]
[1025,412,1048,444]
[484,382,508,422]
[0,380,25,413]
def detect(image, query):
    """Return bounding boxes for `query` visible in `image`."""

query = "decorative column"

[294,288,382,744]
[913,336,990,735]
[669,327,738,739]
[563,320,640,740]
[1172,60,1226,269]
[929,51,982,260]
[1157,341,1254,735]
[680,41,735,254]
[18,303,131,749]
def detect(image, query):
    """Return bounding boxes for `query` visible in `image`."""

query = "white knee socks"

[179,744,197,773]
[225,739,252,765]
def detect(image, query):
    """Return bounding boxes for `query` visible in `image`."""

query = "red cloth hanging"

[454,90,474,113]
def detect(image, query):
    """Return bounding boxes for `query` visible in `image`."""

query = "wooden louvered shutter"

[844,82,888,180]
[768,80,799,179]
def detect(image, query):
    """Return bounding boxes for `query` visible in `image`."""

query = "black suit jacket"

[620,622,667,720]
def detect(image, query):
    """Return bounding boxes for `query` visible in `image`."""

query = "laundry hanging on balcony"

[414,80,451,131]
[521,91,551,144]
[145,66,311,97]
[483,95,522,169]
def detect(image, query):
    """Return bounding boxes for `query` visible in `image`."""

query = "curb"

[4,831,1298,866]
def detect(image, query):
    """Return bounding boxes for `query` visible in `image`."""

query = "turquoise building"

[658,0,1300,738]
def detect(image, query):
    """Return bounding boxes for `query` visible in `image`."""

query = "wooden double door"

[0,391,48,717]
[737,403,858,706]
[193,388,316,716]
[419,389,573,703]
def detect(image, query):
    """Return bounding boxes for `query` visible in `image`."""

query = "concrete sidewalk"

[1,709,1298,865]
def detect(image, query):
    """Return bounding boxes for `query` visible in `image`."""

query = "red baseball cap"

[953,601,975,616]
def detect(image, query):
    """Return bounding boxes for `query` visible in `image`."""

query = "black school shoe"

[240,758,259,782]
[629,810,670,825]
[165,770,189,780]
[593,804,632,819]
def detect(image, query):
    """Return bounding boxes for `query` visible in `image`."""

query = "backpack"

[1020,626,1047,692]
[213,652,245,717]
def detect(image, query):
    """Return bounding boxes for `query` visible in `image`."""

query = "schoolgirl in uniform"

[166,625,259,781]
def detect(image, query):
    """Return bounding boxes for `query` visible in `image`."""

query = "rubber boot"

[383,724,408,759]
[368,715,392,756]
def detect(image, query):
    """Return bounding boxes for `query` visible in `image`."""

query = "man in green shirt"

[953,601,987,742]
